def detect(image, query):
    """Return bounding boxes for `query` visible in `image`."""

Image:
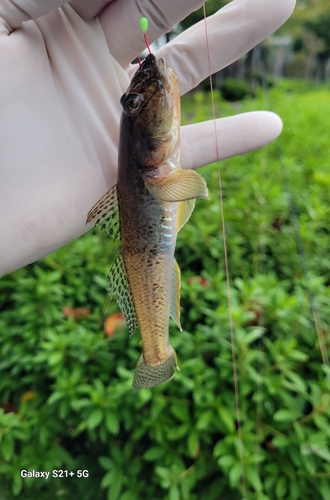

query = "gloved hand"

[0,0,295,276]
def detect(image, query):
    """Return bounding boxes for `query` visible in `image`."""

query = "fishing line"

[252,45,269,495]
[202,4,247,499]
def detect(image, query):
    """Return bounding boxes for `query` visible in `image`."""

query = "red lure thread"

[144,33,152,54]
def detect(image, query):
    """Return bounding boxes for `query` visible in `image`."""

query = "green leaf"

[99,456,113,470]
[309,445,330,463]
[167,423,189,440]
[136,388,152,408]
[155,466,169,481]
[39,425,49,446]
[47,391,64,405]
[101,470,114,488]
[244,327,264,345]
[171,404,190,422]
[169,485,180,500]
[300,445,317,474]
[107,471,123,500]
[272,435,289,449]
[320,479,330,500]
[217,455,235,471]
[111,444,123,465]
[196,410,213,431]
[1,433,14,461]
[245,465,262,491]
[11,428,28,441]
[229,462,241,487]
[275,476,287,497]
[273,409,302,422]
[120,492,137,500]
[86,408,104,430]
[143,447,164,461]
[293,422,306,441]
[187,430,199,458]
[289,349,308,362]
[70,398,92,411]
[12,471,22,495]
[105,412,119,435]
[48,351,63,365]
[213,439,228,458]
[218,407,235,433]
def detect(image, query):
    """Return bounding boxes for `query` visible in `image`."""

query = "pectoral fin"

[86,185,120,240]
[106,253,138,337]
[144,169,209,202]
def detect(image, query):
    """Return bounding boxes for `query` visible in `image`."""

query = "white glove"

[0,0,295,276]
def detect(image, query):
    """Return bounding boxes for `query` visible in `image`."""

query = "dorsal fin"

[86,185,120,240]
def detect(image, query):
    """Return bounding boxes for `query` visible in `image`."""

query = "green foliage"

[1,84,330,499]
[272,77,319,94]
[220,78,251,102]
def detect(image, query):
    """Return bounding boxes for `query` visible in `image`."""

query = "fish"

[86,54,208,389]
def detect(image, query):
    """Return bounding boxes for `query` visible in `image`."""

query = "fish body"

[87,55,208,389]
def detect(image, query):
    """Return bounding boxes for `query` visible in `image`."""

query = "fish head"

[120,54,180,168]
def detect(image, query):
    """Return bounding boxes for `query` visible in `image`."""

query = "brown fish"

[86,54,208,389]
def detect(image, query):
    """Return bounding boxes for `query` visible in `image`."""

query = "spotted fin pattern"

[86,185,120,240]
[170,258,182,330]
[132,351,178,389]
[106,253,138,337]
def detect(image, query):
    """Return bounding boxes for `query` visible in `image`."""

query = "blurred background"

[1,1,330,499]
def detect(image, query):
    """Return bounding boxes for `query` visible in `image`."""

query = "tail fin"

[132,352,178,389]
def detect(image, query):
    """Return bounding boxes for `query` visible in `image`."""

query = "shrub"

[220,78,250,101]
[0,85,330,500]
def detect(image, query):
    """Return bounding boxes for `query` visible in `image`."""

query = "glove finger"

[181,111,282,170]
[155,0,296,95]
[0,0,68,32]
[99,0,204,69]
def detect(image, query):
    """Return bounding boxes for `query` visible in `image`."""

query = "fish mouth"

[142,54,168,77]
[132,54,170,91]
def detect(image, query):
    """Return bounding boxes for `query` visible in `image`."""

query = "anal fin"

[106,253,138,337]
[170,257,182,331]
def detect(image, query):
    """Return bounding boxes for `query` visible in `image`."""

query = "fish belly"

[121,191,177,353]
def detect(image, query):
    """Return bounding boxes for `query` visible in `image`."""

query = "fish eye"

[123,94,143,114]
[129,98,139,109]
